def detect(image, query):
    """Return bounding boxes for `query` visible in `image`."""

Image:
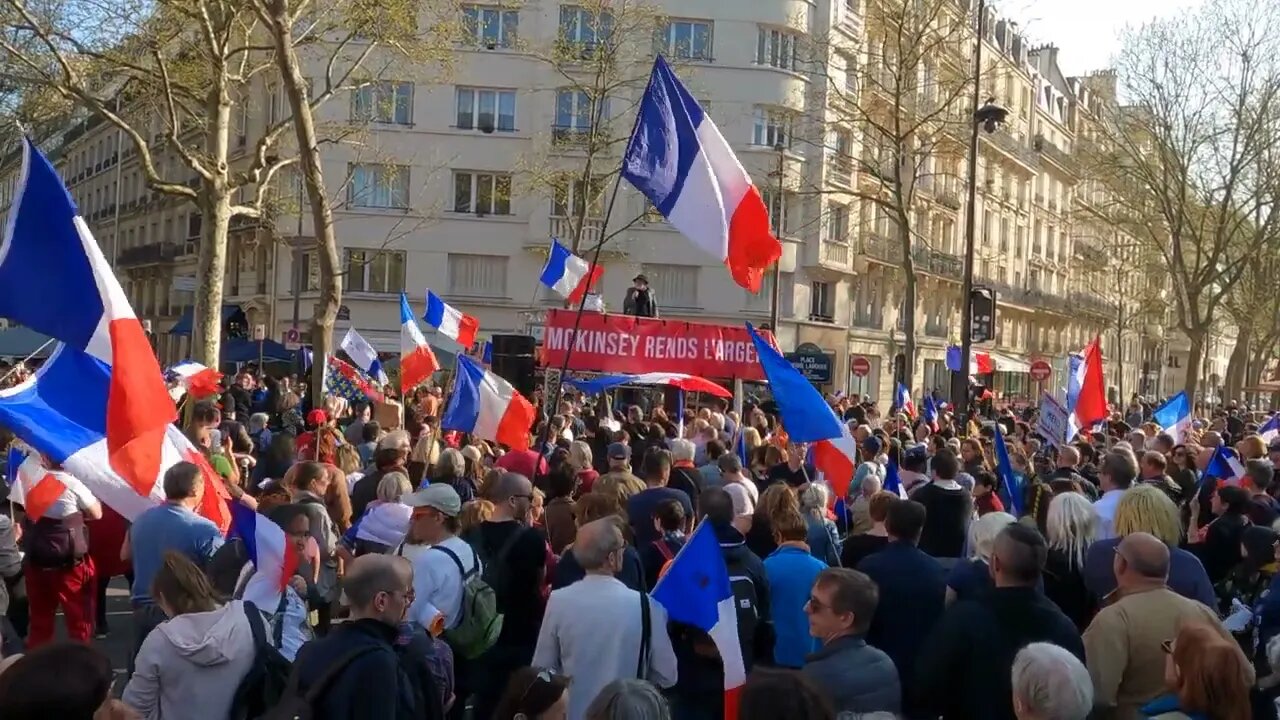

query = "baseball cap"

[904,443,929,463]
[863,436,883,455]
[402,484,462,517]
[608,442,631,460]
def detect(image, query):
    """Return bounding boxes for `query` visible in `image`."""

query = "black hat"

[633,274,649,284]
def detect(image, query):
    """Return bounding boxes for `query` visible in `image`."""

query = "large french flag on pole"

[441,356,536,450]
[400,292,440,394]
[0,344,231,531]
[424,290,480,349]
[622,56,782,293]
[1070,337,1108,435]
[0,138,176,495]
[539,239,603,305]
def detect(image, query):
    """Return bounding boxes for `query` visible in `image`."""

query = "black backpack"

[229,602,293,720]
[724,563,762,669]
[257,644,380,720]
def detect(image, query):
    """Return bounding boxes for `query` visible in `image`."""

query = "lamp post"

[768,142,786,335]
[951,0,1008,427]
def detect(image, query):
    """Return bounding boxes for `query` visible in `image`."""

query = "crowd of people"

[0,366,1276,720]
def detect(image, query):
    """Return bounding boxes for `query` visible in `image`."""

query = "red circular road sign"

[1030,359,1052,381]
[851,355,871,377]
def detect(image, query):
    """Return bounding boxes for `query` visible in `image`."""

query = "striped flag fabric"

[0,138,176,496]
[166,360,224,401]
[539,239,603,305]
[1152,391,1192,443]
[894,383,916,418]
[440,356,535,450]
[340,328,389,387]
[0,344,231,531]
[424,290,479,349]
[651,520,745,720]
[622,56,782,292]
[229,502,300,609]
[993,423,1023,516]
[1259,415,1279,444]
[399,292,440,394]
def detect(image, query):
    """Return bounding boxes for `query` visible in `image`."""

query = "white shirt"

[408,535,478,631]
[40,471,97,519]
[534,575,678,720]
[1094,488,1128,539]
[723,475,759,517]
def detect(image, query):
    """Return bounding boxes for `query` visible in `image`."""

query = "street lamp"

[768,142,786,336]
[952,0,1009,425]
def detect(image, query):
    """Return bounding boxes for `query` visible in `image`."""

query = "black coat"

[916,586,1085,720]
[293,619,421,720]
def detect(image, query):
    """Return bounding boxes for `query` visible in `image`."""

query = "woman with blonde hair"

[569,440,599,495]
[1083,484,1216,607]
[1140,619,1253,719]
[339,471,412,558]
[593,471,646,508]
[458,499,494,535]
[798,483,840,566]
[945,511,1017,605]
[1043,492,1100,629]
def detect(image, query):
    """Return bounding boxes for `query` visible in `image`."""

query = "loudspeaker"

[490,334,537,399]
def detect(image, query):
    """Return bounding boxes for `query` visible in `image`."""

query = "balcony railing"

[862,233,964,280]
[821,241,850,265]
[550,216,603,249]
[1034,134,1080,175]
[983,131,1040,170]
[117,240,184,268]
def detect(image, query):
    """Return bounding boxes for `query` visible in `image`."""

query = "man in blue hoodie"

[667,488,773,720]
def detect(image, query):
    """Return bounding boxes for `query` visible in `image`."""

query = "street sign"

[252,324,266,341]
[336,304,351,321]
[851,355,871,377]
[284,326,301,350]
[172,275,198,292]
[786,350,834,383]
[1030,359,1052,382]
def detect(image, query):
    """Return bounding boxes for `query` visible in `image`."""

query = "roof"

[0,326,55,359]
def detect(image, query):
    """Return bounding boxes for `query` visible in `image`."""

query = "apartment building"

[0,0,1223,407]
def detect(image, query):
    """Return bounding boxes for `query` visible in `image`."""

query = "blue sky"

[998,0,1205,77]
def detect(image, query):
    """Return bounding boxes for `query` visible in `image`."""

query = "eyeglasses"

[806,595,828,613]
[1161,639,1174,654]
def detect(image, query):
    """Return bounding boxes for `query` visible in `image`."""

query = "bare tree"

[1083,0,1280,401]
[1222,249,1280,399]
[809,0,975,392]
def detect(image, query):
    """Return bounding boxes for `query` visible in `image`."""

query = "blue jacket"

[805,516,841,567]
[294,618,420,720]
[1084,538,1215,607]
[764,545,827,668]
[802,635,900,715]
[857,541,946,715]
[1141,693,1207,719]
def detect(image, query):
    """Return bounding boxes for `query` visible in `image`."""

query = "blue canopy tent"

[0,326,55,359]
[221,338,295,364]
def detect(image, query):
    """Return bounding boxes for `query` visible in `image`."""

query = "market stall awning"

[0,326,54,359]
[168,304,244,336]
[221,338,295,363]
[989,351,1032,374]
[565,372,732,397]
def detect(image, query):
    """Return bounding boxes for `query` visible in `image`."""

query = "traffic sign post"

[1030,359,1051,404]
[284,326,301,351]
[851,356,871,377]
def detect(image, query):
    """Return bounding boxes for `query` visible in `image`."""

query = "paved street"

[96,576,135,693]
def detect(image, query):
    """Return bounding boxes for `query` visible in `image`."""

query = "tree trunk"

[1183,328,1205,406]
[901,251,918,395]
[265,0,341,408]
[192,190,231,366]
[1224,324,1252,402]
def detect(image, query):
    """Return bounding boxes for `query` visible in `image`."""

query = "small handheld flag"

[539,239,603,305]
[340,328,389,386]
[424,290,480,349]
[1152,392,1192,443]
[993,424,1023,516]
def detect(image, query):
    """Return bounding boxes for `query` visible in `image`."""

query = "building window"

[659,19,713,61]
[299,250,321,291]
[559,5,614,47]
[554,89,607,141]
[810,281,834,322]
[345,249,406,293]
[746,271,794,316]
[551,175,606,219]
[852,274,882,328]
[452,171,512,215]
[760,188,791,234]
[352,81,414,125]
[266,83,281,125]
[752,107,792,148]
[348,164,409,209]
[455,87,516,132]
[756,27,799,71]
[641,263,698,308]
[826,202,849,243]
[462,5,518,48]
[448,253,508,296]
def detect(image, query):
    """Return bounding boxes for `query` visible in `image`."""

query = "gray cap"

[401,483,462,517]
[608,442,631,460]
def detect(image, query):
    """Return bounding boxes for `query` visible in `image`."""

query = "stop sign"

[1030,359,1052,382]
[851,355,871,377]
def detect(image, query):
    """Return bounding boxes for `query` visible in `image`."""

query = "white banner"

[1038,392,1069,448]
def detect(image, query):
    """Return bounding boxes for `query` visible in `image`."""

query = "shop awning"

[0,326,54,359]
[989,351,1032,374]
[168,304,244,336]
[221,338,295,363]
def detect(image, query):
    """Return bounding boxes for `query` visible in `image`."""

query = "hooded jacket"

[123,600,257,720]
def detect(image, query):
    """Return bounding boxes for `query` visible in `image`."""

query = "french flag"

[424,290,480,349]
[622,56,782,292]
[0,138,175,496]
[894,383,916,418]
[399,292,440,394]
[229,502,300,609]
[440,356,536,450]
[340,328,389,387]
[883,453,907,499]
[922,395,940,431]
[1152,391,1192,444]
[1070,338,1107,436]
[563,372,732,398]
[5,450,72,521]
[1261,415,1280,444]
[652,520,746,720]
[0,343,232,531]
[166,361,224,401]
[945,346,995,375]
[539,239,603,305]
[745,324,854,496]
[1204,445,1247,486]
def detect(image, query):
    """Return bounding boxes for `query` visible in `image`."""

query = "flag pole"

[0,338,56,387]
[535,73,648,456]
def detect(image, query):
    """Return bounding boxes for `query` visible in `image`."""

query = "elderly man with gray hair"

[533,518,677,720]
[1011,643,1093,720]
